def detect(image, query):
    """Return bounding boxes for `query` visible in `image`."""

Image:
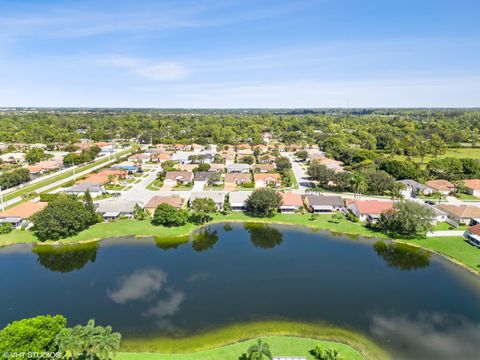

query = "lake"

[1,223,480,359]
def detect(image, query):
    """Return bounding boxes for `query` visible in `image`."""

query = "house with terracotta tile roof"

[253,164,275,173]
[347,200,394,222]
[128,153,152,163]
[425,179,455,195]
[144,196,184,214]
[463,179,480,197]
[437,204,480,225]
[0,201,48,228]
[254,173,281,188]
[464,224,480,248]
[279,192,304,213]
[77,168,127,185]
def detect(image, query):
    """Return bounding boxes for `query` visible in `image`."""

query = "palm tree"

[247,339,273,360]
[350,172,367,200]
[55,326,82,360]
[432,191,446,204]
[390,183,405,202]
[92,326,121,360]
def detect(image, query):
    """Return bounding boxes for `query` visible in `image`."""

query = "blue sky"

[0,0,479,107]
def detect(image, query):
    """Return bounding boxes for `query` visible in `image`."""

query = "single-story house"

[77,168,127,185]
[65,183,105,198]
[347,200,394,223]
[464,224,480,248]
[100,145,115,155]
[151,152,172,162]
[398,179,433,196]
[194,171,221,183]
[0,152,25,163]
[178,164,197,172]
[436,204,480,226]
[144,196,184,214]
[425,179,455,195]
[229,191,251,211]
[112,162,138,173]
[171,151,193,164]
[254,173,281,188]
[224,173,251,186]
[257,154,276,164]
[463,179,480,197]
[96,199,139,221]
[0,201,48,229]
[128,153,151,163]
[164,171,193,186]
[189,191,226,210]
[303,194,344,213]
[429,206,448,225]
[209,163,226,172]
[253,164,275,173]
[279,192,304,213]
[227,163,251,173]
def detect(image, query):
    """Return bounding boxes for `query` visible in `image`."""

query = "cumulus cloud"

[144,289,185,320]
[107,268,167,304]
[370,313,480,360]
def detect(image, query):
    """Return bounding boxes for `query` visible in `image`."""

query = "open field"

[118,336,364,360]
[120,321,388,360]
[387,147,480,165]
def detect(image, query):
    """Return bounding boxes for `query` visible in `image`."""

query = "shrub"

[0,223,13,234]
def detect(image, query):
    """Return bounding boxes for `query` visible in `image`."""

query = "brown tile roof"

[463,179,480,191]
[350,200,393,215]
[164,171,193,182]
[253,164,276,171]
[224,173,251,183]
[437,204,480,219]
[254,173,281,182]
[145,196,184,209]
[426,179,455,192]
[77,169,127,185]
[468,223,480,236]
[0,201,48,219]
[280,192,303,206]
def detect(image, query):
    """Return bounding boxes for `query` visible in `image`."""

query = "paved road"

[286,152,311,193]
[0,147,133,210]
[427,230,465,237]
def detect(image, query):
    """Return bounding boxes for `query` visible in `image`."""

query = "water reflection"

[245,223,283,249]
[370,313,480,360]
[155,236,189,250]
[373,240,430,271]
[191,227,219,252]
[107,268,167,304]
[223,223,233,232]
[32,242,99,273]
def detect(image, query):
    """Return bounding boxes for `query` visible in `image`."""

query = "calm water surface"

[1,223,480,359]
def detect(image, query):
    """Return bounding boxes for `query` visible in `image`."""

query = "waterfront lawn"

[388,147,480,166]
[118,336,364,360]
[120,321,386,360]
[406,236,480,272]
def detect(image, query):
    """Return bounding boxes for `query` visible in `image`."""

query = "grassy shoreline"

[120,321,389,360]
[1,213,478,275]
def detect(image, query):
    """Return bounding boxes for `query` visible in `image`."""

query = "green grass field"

[118,336,364,360]
[405,236,480,272]
[388,147,480,166]
[120,321,388,360]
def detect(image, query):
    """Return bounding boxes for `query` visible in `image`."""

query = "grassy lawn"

[456,193,480,201]
[173,184,193,191]
[288,168,299,189]
[120,321,387,360]
[146,179,163,191]
[118,337,364,360]
[405,236,480,272]
[432,222,468,231]
[105,184,127,191]
[3,147,135,202]
[387,148,480,166]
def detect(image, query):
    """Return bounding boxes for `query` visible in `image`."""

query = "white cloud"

[144,289,185,320]
[370,313,480,360]
[99,56,189,81]
[107,268,167,304]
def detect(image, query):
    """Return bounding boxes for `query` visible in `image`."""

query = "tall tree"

[247,339,273,360]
